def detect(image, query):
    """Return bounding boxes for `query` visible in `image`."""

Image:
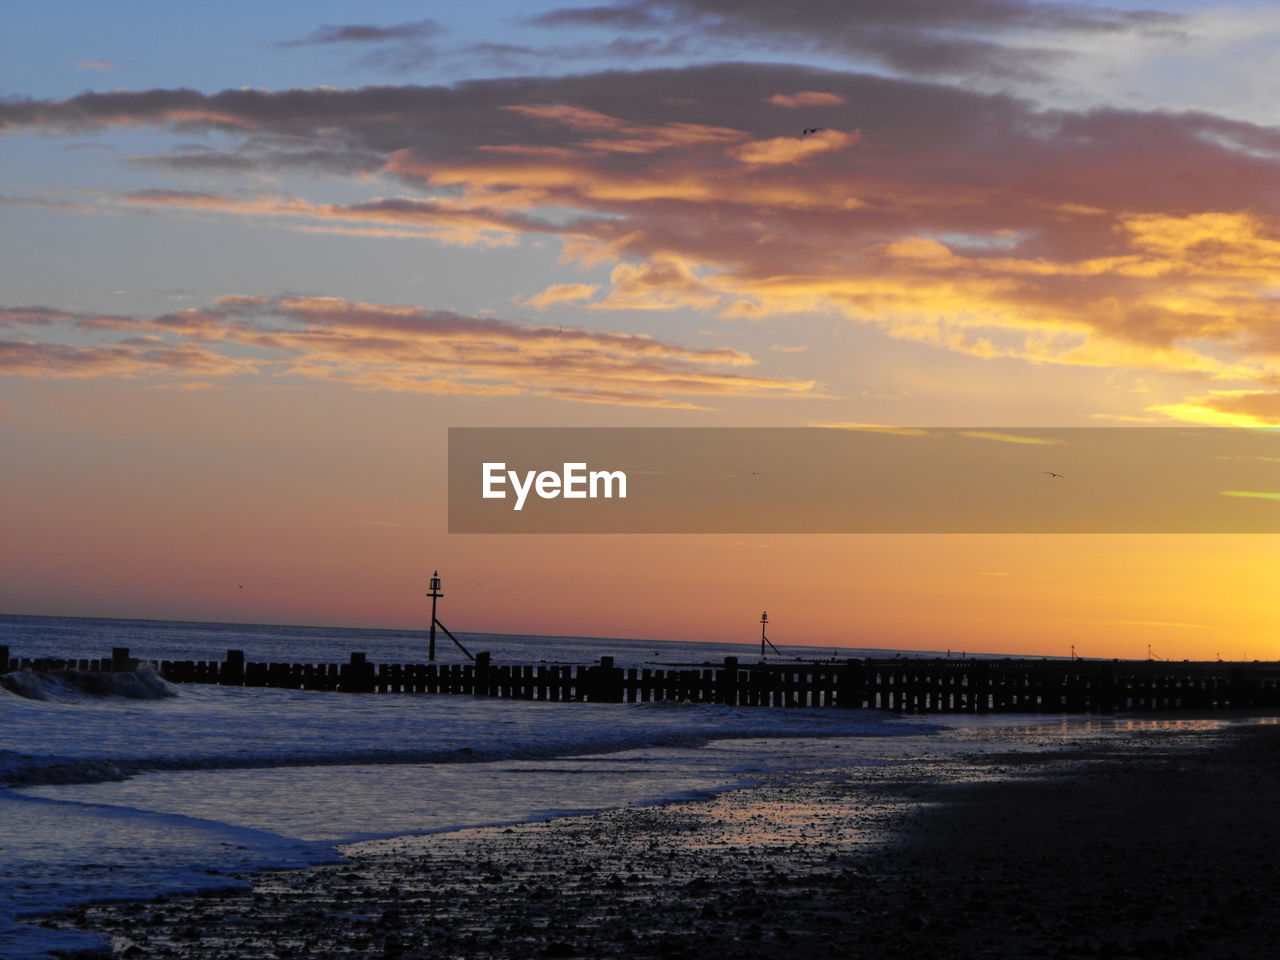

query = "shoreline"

[37,720,1280,959]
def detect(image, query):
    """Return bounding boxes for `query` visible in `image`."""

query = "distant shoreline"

[0,611,1072,663]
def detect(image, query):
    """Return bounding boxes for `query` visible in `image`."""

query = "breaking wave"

[0,665,179,703]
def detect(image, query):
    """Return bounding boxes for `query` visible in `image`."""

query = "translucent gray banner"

[448,428,1279,533]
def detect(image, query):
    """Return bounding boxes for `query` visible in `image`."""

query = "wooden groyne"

[4,644,1279,713]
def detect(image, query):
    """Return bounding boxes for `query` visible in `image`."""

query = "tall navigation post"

[424,570,474,662]
[427,570,443,661]
[759,609,782,658]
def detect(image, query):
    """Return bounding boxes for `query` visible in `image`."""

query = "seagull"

[802,127,826,136]
[237,584,244,589]
[1044,472,1064,479]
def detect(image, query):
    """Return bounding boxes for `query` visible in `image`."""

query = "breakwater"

[4,644,1279,713]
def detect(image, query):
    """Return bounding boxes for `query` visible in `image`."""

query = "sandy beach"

[32,720,1279,960]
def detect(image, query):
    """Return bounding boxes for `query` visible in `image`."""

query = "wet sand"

[39,721,1280,959]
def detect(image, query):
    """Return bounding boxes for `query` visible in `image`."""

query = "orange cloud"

[730,128,860,166]
[884,237,955,261]
[523,283,600,309]
[766,91,847,108]
[0,297,815,409]
[504,104,628,131]
[813,423,932,436]
[592,259,721,311]
[121,189,557,246]
[505,103,745,154]
[0,338,252,380]
[959,431,1063,445]
[1149,391,1280,428]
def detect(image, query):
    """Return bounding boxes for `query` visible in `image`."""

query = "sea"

[0,614,1239,959]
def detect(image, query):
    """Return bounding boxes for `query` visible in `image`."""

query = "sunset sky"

[2,0,1277,659]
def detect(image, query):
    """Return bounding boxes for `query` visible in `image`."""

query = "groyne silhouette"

[4,644,1278,713]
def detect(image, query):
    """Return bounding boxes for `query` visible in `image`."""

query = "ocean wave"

[0,702,931,789]
[0,665,179,702]
[0,730,719,789]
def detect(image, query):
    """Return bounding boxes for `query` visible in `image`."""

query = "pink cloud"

[0,297,816,409]
[730,128,860,166]
[766,91,846,108]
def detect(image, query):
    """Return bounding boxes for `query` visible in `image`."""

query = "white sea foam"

[1,678,934,788]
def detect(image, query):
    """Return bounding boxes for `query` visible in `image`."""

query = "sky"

[1,0,1277,659]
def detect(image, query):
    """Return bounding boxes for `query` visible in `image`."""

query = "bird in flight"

[1044,472,1064,479]
[802,127,826,136]
[237,584,244,589]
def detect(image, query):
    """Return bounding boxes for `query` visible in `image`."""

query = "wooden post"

[1094,661,1116,713]
[111,647,131,672]
[719,657,739,705]
[972,660,990,713]
[344,652,372,693]
[474,651,491,696]
[0,644,8,673]
[223,649,245,685]
[839,660,866,710]
[595,655,624,702]
[1229,666,1248,709]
